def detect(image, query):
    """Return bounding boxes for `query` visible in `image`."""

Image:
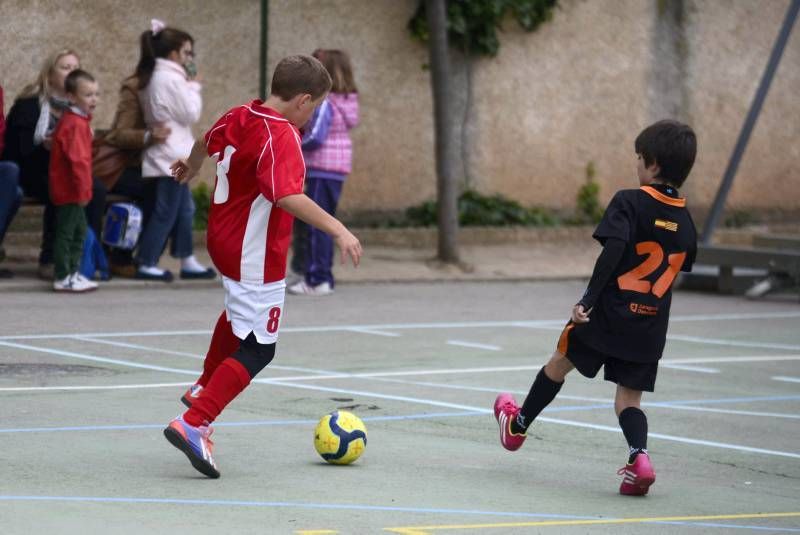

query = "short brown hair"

[65,69,95,95]
[270,55,331,101]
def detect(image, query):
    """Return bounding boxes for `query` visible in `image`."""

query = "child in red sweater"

[49,69,99,292]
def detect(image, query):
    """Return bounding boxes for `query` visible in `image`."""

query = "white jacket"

[139,58,202,177]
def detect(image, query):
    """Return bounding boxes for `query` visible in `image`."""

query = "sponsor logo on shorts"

[630,302,659,316]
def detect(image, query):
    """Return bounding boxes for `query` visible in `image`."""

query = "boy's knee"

[232,332,276,379]
[544,351,574,382]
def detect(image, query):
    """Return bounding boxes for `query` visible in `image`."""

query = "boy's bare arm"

[171,139,208,184]
[277,193,362,267]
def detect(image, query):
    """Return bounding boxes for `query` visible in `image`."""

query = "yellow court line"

[383,511,800,533]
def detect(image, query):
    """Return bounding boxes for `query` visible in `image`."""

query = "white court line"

[659,363,719,373]
[3,340,798,459]
[663,355,800,364]
[2,310,799,341]
[446,340,502,351]
[0,341,197,376]
[773,376,800,384]
[0,382,192,392]
[347,328,401,337]
[75,337,204,360]
[268,364,542,382]
[667,335,800,352]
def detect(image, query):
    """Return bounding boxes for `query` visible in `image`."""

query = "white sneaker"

[53,275,73,292]
[69,272,98,292]
[287,280,333,296]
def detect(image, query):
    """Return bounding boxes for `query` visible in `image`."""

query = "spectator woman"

[134,19,214,281]
[3,49,106,279]
[100,60,171,277]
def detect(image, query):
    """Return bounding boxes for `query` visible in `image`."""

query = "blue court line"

[0,411,484,434]
[1,496,796,533]
[0,495,596,520]
[652,521,800,532]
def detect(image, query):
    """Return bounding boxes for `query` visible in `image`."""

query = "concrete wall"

[2,0,798,221]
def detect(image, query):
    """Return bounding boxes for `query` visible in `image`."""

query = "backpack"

[102,202,143,250]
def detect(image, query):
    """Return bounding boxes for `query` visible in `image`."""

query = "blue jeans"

[136,176,194,266]
[0,161,22,245]
[305,177,343,287]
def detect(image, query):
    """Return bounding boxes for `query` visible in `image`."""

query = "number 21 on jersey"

[617,241,686,298]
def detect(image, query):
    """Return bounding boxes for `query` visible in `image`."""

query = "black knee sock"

[618,407,648,462]
[513,367,563,434]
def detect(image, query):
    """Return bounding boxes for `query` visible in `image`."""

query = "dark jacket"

[2,95,50,200]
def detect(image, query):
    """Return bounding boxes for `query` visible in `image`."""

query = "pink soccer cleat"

[164,415,220,478]
[618,452,656,495]
[493,393,527,451]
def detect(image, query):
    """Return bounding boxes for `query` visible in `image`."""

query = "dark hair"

[270,55,332,101]
[635,119,697,188]
[312,49,357,94]
[135,26,193,89]
[64,69,95,94]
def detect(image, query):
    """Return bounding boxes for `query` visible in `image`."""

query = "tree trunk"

[425,0,460,263]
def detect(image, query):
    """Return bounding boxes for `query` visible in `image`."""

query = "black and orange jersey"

[572,184,697,363]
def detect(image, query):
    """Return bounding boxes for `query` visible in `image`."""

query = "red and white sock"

[196,311,241,387]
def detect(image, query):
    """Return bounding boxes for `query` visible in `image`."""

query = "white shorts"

[222,276,286,344]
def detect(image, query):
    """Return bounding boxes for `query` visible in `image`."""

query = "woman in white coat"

[134,19,214,281]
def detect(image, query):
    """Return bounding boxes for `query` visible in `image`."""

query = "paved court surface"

[1,281,799,534]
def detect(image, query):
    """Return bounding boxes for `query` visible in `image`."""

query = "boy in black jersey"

[494,120,697,496]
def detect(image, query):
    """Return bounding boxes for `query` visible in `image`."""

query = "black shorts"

[556,322,658,392]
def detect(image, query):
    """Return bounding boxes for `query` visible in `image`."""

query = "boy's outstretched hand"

[170,159,196,184]
[571,303,592,324]
[334,229,362,267]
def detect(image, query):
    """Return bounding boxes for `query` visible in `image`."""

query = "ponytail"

[133,24,194,89]
[135,31,157,89]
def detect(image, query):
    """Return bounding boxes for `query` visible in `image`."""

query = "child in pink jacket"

[288,49,359,296]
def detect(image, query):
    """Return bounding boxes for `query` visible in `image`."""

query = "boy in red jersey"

[164,55,361,478]
[49,69,100,293]
[494,120,698,496]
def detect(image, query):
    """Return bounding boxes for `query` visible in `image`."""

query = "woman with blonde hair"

[3,48,106,278]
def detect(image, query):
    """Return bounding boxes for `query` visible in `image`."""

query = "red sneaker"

[493,393,527,451]
[618,452,656,495]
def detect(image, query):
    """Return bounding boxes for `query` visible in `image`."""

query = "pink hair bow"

[151,18,166,36]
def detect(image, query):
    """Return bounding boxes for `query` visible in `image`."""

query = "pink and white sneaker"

[163,415,220,478]
[618,452,655,495]
[180,384,203,407]
[493,393,527,451]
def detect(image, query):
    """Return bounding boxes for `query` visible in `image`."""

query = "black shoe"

[180,267,216,280]
[136,269,174,282]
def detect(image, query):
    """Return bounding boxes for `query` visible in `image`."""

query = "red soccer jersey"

[204,100,305,283]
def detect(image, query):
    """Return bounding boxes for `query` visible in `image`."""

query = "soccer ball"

[314,410,367,465]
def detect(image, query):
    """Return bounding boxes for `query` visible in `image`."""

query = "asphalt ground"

[1,281,799,534]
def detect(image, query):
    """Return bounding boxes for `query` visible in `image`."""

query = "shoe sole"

[163,426,220,479]
[621,475,655,496]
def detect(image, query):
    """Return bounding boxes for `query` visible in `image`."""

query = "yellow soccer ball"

[314,410,367,465]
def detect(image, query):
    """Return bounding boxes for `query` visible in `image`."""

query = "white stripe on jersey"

[240,195,273,281]
[244,105,289,122]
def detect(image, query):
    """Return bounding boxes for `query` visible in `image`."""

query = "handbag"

[92,138,128,190]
